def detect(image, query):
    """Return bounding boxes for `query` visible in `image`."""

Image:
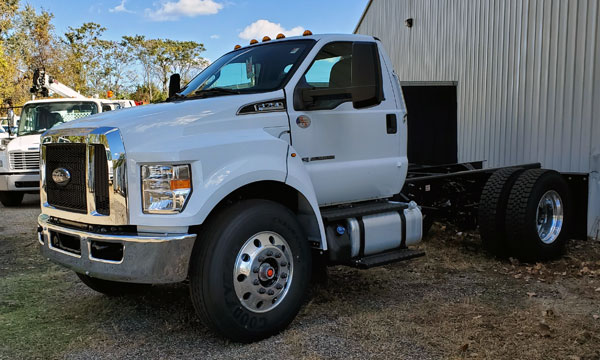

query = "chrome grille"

[9,151,40,170]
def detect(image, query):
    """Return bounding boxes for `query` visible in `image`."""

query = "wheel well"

[194,181,323,248]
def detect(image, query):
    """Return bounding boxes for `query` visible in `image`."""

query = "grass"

[1,218,599,359]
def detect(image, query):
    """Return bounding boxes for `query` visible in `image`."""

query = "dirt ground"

[1,194,599,359]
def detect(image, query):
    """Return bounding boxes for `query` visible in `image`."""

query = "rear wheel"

[189,199,311,342]
[76,273,149,296]
[0,191,24,207]
[477,167,525,257]
[505,169,570,262]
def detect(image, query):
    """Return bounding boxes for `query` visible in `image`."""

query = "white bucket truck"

[36,33,572,341]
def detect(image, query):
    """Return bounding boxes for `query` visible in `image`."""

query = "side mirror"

[351,42,383,109]
[168,73,181,98]
[8,109,15,127]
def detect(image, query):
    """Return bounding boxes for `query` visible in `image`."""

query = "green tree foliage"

[0,1,209,105]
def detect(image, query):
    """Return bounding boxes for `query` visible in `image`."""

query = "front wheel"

[0,191,24,207]
[189,199,311,342]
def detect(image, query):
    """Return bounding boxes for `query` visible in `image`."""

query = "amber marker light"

[234,44,241,50]
[249,39,258,44]
[171,179,191,191]
[262,36,271,42]
[291,153,297,157]
[276,33,285,39]
[303,30,312,36]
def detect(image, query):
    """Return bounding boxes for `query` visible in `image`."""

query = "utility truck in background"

[36,33,572,342]
[0,69,135,207]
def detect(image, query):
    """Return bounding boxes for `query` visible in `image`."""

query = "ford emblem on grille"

[51,168,71,186]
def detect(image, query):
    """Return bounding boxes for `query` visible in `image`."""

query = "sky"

[24,0,369,63]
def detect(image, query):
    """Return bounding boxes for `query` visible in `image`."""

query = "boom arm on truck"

[30,68,84,99]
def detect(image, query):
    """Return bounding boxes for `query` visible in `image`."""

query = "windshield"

[178,39,315,98]
[18,101,98,136]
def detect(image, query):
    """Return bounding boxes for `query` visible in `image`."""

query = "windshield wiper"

[191,87,241,98]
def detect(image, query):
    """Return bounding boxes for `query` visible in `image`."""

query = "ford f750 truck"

[37,33,571,342]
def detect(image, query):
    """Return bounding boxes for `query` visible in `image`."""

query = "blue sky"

[25,0,369,62]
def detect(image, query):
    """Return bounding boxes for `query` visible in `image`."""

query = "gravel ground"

[1,195,599,359]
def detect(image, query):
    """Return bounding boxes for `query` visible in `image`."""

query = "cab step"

[351,248,425,269]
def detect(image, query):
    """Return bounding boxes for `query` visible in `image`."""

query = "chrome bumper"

[37,214,196,284]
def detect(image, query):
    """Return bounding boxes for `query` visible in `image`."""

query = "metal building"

[355,0,600,238]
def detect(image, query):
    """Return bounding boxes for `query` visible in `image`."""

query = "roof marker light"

[234,44,241,50]
[303,30,312,36]
[276,33,285,39]
[249,39,258,45]
[262,36,271,42]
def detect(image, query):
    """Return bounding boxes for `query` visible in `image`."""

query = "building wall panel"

[356,0,599,174]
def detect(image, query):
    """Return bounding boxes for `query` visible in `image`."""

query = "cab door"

[286,41,407,206]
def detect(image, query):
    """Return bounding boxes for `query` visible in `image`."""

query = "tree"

[62,22,106,94]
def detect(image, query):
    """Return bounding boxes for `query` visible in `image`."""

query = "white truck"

[0,70,135,207]
[36,33,572,342]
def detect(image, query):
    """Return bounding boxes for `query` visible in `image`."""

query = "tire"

[189,199,311,342]
[76,273,149,296]
[477,167,525,257]
[0,191,24,207]
[505,169,570,262]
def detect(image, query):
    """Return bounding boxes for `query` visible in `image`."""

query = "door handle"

[386,114,397,134]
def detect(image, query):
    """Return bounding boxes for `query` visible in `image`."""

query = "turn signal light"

[250,39,258,44]
[234,44,241,50]
[303,30,312,36]
[170,179,191,191]
[262,36,271,42]
[276,33,285,39]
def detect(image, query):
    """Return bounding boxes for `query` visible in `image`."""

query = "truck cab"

[36,33,421,341]
[0,98,134,207]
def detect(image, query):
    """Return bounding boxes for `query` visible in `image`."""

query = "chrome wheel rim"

[233,231,293,313]
[536,190,563,244]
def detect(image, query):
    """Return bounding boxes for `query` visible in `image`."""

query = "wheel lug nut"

[253,267,259,273]
[266,250,273,256]
[281,273,287,279]
[275,283,283,290]
[267,289,275,295]
[275,253,281,258]
[253,279,260,285]
[280,261,287,266]
[258,288,266,294]
[258,256,265,262]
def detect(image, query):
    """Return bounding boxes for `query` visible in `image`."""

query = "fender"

[285,145,328,250]
[128,129,290,227]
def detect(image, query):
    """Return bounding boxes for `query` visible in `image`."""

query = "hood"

[54,90,287,152]
[5,134,41,152]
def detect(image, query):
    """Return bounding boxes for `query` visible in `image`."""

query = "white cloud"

[109,0,133,13]
[146,0,223,21]
[210,34,220,39]
[238,20,305,40]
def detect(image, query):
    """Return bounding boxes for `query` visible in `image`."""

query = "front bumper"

[37,214,196,284]
[0,171,39,191]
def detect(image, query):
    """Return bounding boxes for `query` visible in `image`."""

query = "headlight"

[141,164,192,214]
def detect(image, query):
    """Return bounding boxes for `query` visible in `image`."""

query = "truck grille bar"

[9,151,40,170]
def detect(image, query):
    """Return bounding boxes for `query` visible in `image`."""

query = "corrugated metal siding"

[356,0,599,174]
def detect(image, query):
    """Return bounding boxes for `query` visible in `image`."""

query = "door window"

[295,41,383,111]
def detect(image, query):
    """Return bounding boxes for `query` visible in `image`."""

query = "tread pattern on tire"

[478,167,524,257]
[505,169,567,262]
